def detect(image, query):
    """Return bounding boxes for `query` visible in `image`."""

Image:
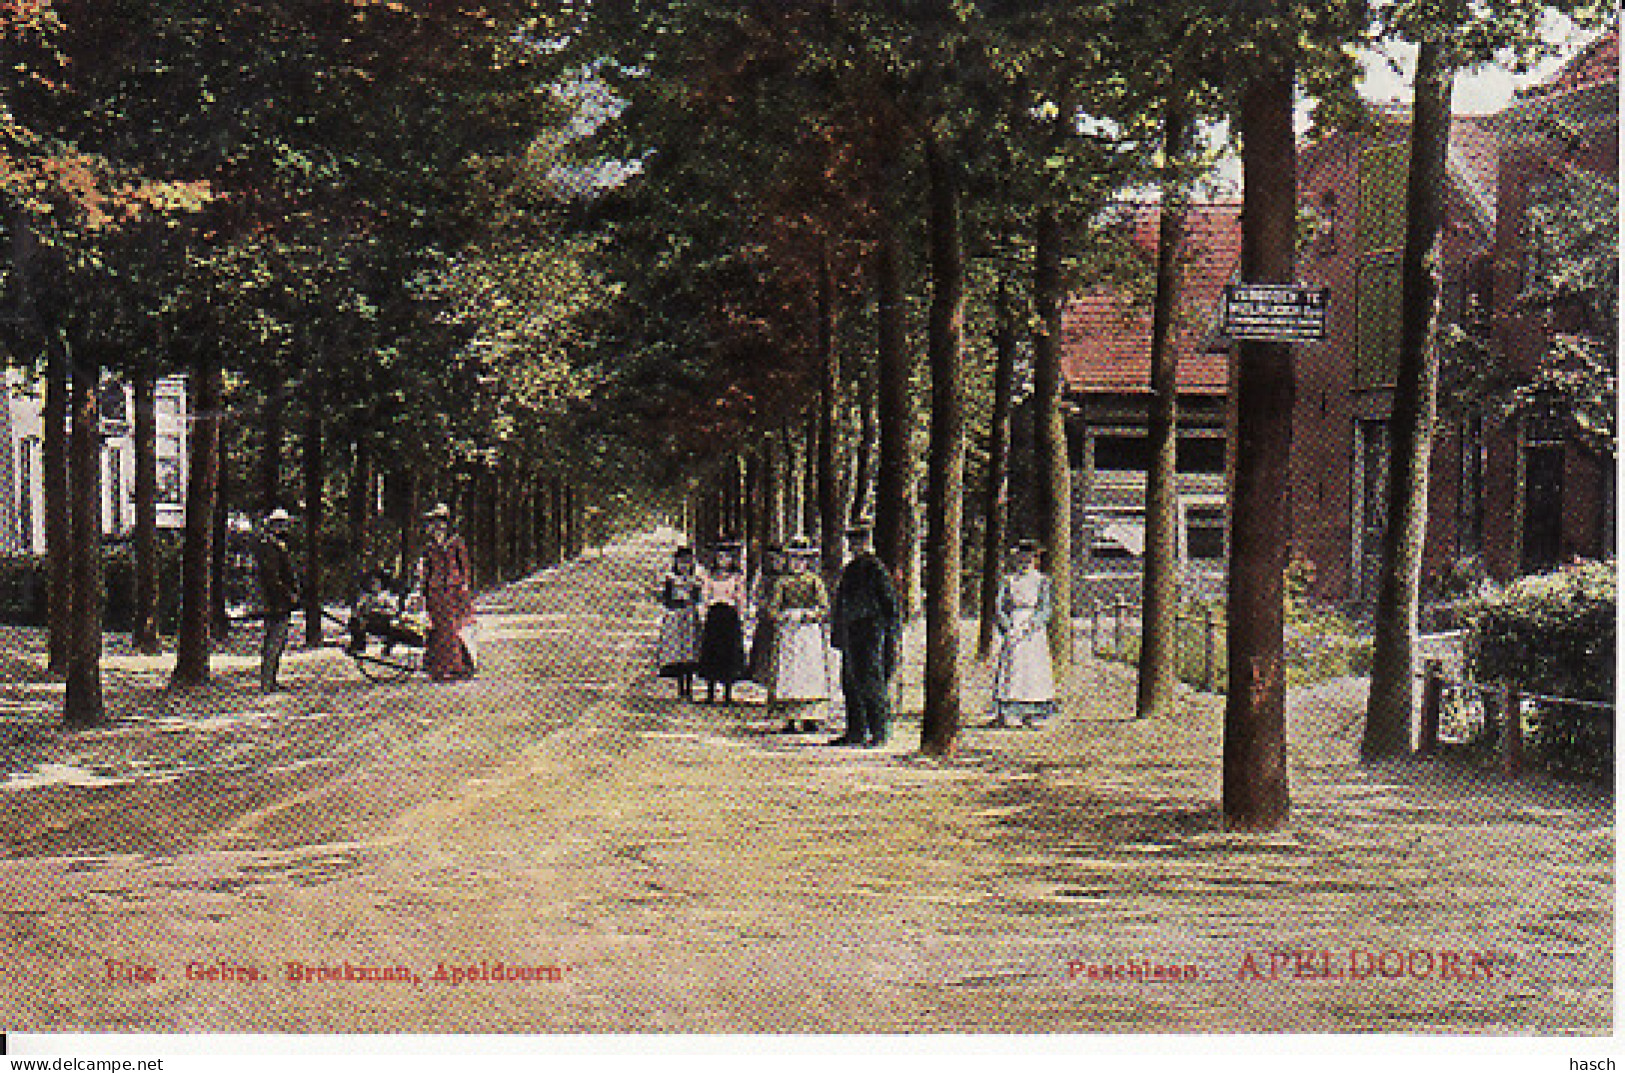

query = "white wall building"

[0,370,189,555]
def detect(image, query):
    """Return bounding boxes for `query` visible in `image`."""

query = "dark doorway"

[1521,443,1565,573]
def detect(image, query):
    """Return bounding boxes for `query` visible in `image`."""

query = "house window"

[1317,191,1339,257]
[18,436,38,551]
[106,446,124,534]
[1085,508,1145,561]
[1355,255,1403,389]
[1185,504,1227,560]
[1094,435,1149,472]
[1522,442,1565,573]
[1358,141,1409,255]
[1176,436,1225,475]
[157,435,183,505]
[1458,415,1484,557]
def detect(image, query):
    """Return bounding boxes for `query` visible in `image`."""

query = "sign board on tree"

[1221,283,1329,343]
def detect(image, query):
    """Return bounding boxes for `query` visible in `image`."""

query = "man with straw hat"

[255,508,298,693]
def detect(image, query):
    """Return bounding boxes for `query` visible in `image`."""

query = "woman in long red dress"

[420,503,476,681]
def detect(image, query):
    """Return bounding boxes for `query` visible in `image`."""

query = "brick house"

[1291,110,1500,604]
[1060,201,1239,605]
[1482,29,1617,578]
[1057,33,1615,611]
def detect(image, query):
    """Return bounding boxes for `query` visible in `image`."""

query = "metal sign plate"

[1222,284,1328,343]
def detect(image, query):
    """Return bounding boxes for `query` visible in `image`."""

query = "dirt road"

[0,535,1611,1034]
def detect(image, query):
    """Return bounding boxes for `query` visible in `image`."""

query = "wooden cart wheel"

[355,637,422,683]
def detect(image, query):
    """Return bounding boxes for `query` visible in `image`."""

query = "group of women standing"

[654,536,1058,729]
[655,539,833,729]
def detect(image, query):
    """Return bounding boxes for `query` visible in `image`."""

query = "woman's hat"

[264,508,293,528]
[1013,537,1043,554]
[424,503,451,521]
[787,535,819,558]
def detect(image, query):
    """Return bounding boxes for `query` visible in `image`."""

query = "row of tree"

[0,1,1607,836]
[553,0,1608,829]
[0,3,610,726]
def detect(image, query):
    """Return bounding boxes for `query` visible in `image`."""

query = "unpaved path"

[0,535,1610,1034]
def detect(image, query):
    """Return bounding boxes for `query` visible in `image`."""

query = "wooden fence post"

[1203,605,1217,692]
[1090,600,1100,658]
[1417,659,1443,756]
[1501,684,1524,777]
[1113,597,1125,658]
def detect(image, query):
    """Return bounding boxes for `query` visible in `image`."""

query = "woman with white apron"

[767,538,832,734]
[990,539,1057,727]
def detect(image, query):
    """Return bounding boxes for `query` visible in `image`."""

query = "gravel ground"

[0,534,1611,1035]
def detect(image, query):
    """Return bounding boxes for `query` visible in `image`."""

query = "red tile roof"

[1522,27,1618,100]
[1062,201,1240,396]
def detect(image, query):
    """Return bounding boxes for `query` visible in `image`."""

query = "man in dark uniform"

[255,508,299,693]
[829,523,901,747]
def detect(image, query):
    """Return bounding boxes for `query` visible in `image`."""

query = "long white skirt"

[770,614,830,702]
[994,611,1055,703]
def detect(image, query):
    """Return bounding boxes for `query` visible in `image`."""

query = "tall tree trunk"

[746,448,767,566]
[920,133,966,757]
[347,434,372,576]
[1033,204,1074,663]
[850,374,878,525]
[488,467,505,584]
[209,415,231,641]
[63,350,104,728]
[874,209,915,611]
[170,349,223,687]
[301,380,324,648]
[501,466,516,576]
[546,473,563,566]
[565,481,579,558]
[550,474,565,565]
[260,381,283,512]
[1223,55,1297,832]
[501,470,515,577]
[131,359,161,653]
[1137,100,1194,721]
[817,248,843,583]
[1363,41,1455,760]
[11,213,69,672]
[801,414,818,541]
[396,467,420,586]
[578,481,591,556]
[766,435,786,546]
[474,469,490,585]
[43,340,70,673]
[977,277,1018,661]
[518,471,536,572]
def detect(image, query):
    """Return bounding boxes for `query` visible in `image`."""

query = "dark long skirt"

[697,603,748,685]
[747,615,775,684]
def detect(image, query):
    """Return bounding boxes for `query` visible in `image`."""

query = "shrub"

[0,538,187,635]
[102,535,186,634]
[0,554,47,626]
[1467,560,1615,782]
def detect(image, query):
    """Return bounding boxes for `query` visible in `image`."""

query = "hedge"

[0,537,185,633]
[1467,560,1615,782]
